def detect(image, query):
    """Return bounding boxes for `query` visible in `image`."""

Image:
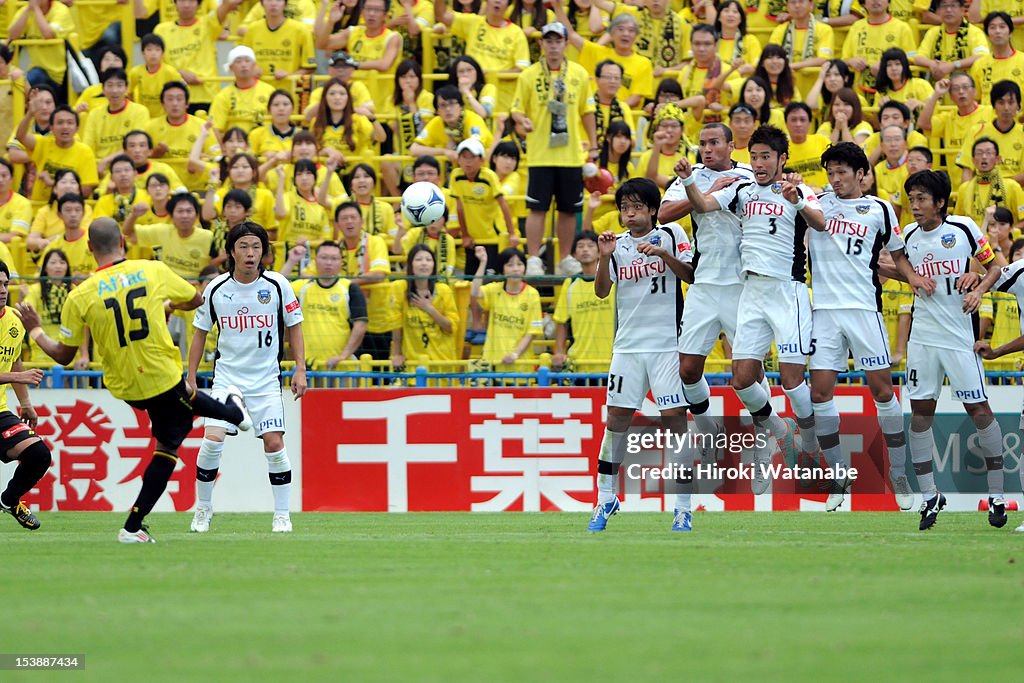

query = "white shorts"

[732,275,812,364]
[206,386,286,437]
[607,351,684,410]
[809,308,891,372]
[906,341,988,403]
[679,282,742,355]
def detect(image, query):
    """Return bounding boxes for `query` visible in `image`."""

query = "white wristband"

[681,174,696,187]
[793,197,807,212]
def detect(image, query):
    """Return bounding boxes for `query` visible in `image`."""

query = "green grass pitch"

[3,511,1022,682]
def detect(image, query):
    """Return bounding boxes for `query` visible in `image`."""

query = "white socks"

[265,448,292,515]
[196,438,225,508]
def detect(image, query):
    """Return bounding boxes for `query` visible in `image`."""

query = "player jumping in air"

[19,218,248,543]
[188,222,307,534]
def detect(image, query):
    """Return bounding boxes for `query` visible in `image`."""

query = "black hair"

[225,221,270,274]
[334,200,362,222]
[691,23,716,40]
[434,84,463,109]
[993,207,1014,225]
[821,141,870,175]
[655,78,684,101]
[615,178,661,226]
[0,259,9,280]
[729,103,757,119]
[594,59,624,80]
[316,240,342,255]
[490,141,520,173]
[878,99,911,123]
[294,158,318,178]
[50,105,78,127]
[160,80,190,102]
[48,169,82,205]
[223,188,253,211]
[413,155,441,173]
[0,42,13,63]
[38,248,70,321]
[447,56,486,98]
[141,33,165,51]
[572,230,600,254]
[100,67,128,84]
[405,243,438,298]
[0,157,12,176]
[972,136,1000,156]
[874,48,912,94]
[984,11,1015,35]
[268,88,294,111]
[599,120,633,183]
[908,146,933,163]
[713,0,748,39]
[929,0,965,9]
[749,125,789,157]
[904,170,952,216]
[817,59,854,110]
[109,154,135,172]
[739,75,773,125]
[991,79,1022,107]
[394,59,424,107]
[146,172,170,189]
[167,192,200,214]
[784,101,813,122]
[496,247,527,275]
[93,43,127,69]
[57,193,85,212]
[351,162,377,185]
[702,122,733,143]
[123,129,153,149]
[754,44,795,106]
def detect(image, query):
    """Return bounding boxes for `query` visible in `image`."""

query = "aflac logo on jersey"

[258,289,272,304]
[941,233,957,249]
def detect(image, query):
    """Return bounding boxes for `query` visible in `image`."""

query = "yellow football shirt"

[8,3,73,82]
[241,18,316,91]
[209,81,277,134]
[318,114,375,173]
[129,63,185,117]
[24,283,70,363]
[413,111,494,152]
[346,25,399,117]
[919,23,989,64]
[60,259,198,401]
[577,41,654,101]
[0,190,32,237]
[981,291,1024,370]
[971,51,1024,108]
[82,102,152,163]
[450,13,531,112]
[291,277,365,364]
[42,233,98,278]
[249,125,297,161]
[552,277,615,371]
[450,167,507,244]
[880,278,911,364]
[358,199,397,242]
[955,176,1024,227]
[145,115,216,193]
[841,17,917,91]
[94,188,153,227]
[134,223,215,279]
[0,307,26,412]
[478,281,543,367]
[957,121,1024,180]
[30,139,100,203]
[767,21,834,96]
[155,11,225,104]
[278,194,332,245]
[400,228,458,278]
[339,233,392,333]
[390,280,460,363]
[510,61,595,169]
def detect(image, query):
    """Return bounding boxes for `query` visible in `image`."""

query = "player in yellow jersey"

[241,0,317,91]
[18,218,248,543]
[129,35,185,118]
[0,260,51,531]
[281,240,368,369]
[471,246,543,371]
[552,232,614,375]
[390,244,460,369]
[83,69,152,176]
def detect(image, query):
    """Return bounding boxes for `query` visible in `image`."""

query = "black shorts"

[0,412,38,463]
[126,380,195,450]
[526,166,584,213]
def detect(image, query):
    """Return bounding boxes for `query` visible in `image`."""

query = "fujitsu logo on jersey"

[913,253,961,277]
[219,306,276,332]
[618,257,666,282]
[825,215,869,238]
[743,201,785,218]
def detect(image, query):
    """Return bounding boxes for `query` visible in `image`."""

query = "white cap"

[224,45,257,70]
[541,22,568,38]
[456,138,485,157]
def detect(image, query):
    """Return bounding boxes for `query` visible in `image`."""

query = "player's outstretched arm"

[15,303,78,366]
[675,158,724,214]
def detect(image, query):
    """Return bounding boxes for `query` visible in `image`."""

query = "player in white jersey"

[896,170,1008,531]
[676,125,822,495]
[587,178,695,533]
[660,123,759,472]
[187,223,308,534]
[974,250,1024,531]
[812,143,934,512]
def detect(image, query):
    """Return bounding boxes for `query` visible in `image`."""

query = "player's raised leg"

[0,436,51,531]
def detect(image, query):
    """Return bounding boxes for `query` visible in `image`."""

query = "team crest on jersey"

[258,289,272,304]
[856,204,871,214]
[519,303,529,312]
[8,327,17,338]
[330,293,341,303]
[649,235,662,247]
[941,233,957,248]
[770,182,782,194]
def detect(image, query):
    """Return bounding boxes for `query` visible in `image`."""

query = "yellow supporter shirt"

[955,176,1024,227]
[60,259,198,401]
[391,90,437,157]
[155,11,224,104]
[816,120,875,141]
[346,25,399,118]
[633,147,689,191]
[973,0,1024,53]
[318,114,375,173]
[732,145,751,165]
[145,114,216,193]
[0,307,25,412]
[841,16,917,91]
[241,18,316,91]
[307,80,373,113]
[133,223,215,279]
[767,21,834,96]
[0,190,32,237]
[213,186,278,233]
[478,281,543,366]
[291,277,366,365]
[30,139,99,203]
[863,129,928,160]
[957,121,1024,180]
[8,3,73,82]
[249,125,297,162]
[266,163,346,202]
[133,161,186,195]
[128,63,185,118]
[413,110,493,151]
[873,78,934,110]
[29,204,94,244]
[718,33,763,70]
[278,194,332,245]
[971,51,1024,108]
[82,102,152,163]
[357,199,397,242]
[874,159,910,221]
[610,5,687,69]
[339,232,391,333]
[400,227,458,278]
[42,233,98,278]
[450,13,531,113]
[497,170,526,221]
[390,280,460,363]
[552,276,615,372]
[880,278,912,365]
[511,60,595,168]
[577,41,654,102]
[981,291,1024,369]
[450,167,508,244]
[94,188,153,227]
[787,135,832,189]
[209,81,277,134]
[24,282,70,363]
[919,22,989,65]
[594,98,635,142]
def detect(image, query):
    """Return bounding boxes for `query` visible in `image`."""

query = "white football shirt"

[193,270,304,394]
[663,162,755,286]
[711,180,821,282]
[903,215,996,351]
[811,192,905,311]
[608,223,693,353]
[995,259,1024,337]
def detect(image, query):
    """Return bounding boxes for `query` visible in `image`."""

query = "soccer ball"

[401,181,447,227]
